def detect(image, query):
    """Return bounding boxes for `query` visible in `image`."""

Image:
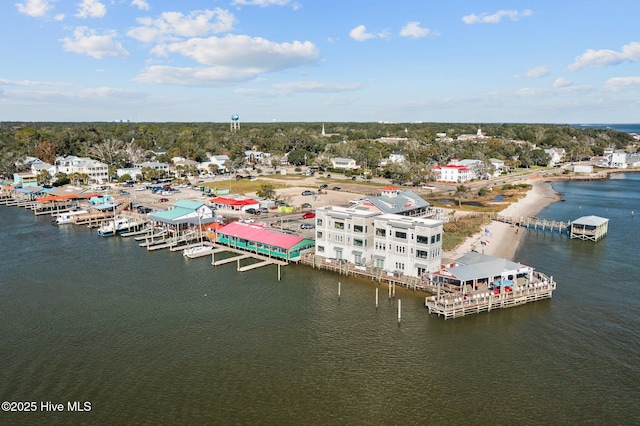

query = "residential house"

[330,157,359,170]
[544,148,566,166]
[55,156,109,184]
[432,158,477,183]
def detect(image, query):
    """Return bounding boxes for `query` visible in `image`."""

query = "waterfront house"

[314,205,443,278]
[569,215,608,242]
[216,221,315,261]
[13,172,38,188]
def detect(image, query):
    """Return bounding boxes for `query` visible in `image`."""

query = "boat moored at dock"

[97,217,142,237]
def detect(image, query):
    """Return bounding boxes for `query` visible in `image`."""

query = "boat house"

[216,222,315,261]
[570,215,609,242]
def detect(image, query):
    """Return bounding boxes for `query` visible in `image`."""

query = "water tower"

[230,113,240,132]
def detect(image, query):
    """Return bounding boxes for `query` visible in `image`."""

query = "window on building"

[335,221,344,230]
[316,231,323,239]
[395,231,407,239]
[431,235,436,244]
[335,234,343,242]
[317,218,323,226]
[395,245,406,254]
[375,228,386,237]
[416,249,428,259]
[395,262,405,270]
[354,224,364,233]
[318,245,325,252]
[354,238,363,247]
[416,235,429,244]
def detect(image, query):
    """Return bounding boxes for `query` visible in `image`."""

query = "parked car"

[158,198,169,203]
[259,207,269,214]
[301,190,315,196]
[245,208,260,215]
[300,223,315,230]
[301,202,312,209]
[319,184,328,189]
[332,186,341,191]
[302,212,316,219]
[137,206,153,214]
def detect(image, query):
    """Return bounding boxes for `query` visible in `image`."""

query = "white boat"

[54,209,89,225]
[97,217,140,237]
[183,244,214,258]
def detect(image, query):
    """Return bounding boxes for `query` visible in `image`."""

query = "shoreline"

[443,177,562,262]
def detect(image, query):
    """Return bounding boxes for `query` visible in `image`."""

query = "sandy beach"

[443,177,561,262]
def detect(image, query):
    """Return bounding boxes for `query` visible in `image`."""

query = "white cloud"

[231,0,300,8]
[152,34,318,68]
[462,9,532,24]
[128,9,235,43]
[136,34,319,86]
[15,0,53,17]
[61,27,129,59]
[271,81,363,93]
[75,0,106,19]
[515,66,549,78]
[54,13,65,21]
[234,81,362,97]
[134,65,262,86]
[349,25,376,41]
[553,77,573,88]
[131,0,149,11]
[603,76,640,91]
[568,42,640,71]
[0,78,70,87]
[399,22,431,38]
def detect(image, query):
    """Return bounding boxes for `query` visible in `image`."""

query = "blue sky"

[1,0,639,123]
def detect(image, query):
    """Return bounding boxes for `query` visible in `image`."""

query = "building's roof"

[217,222,306,249]
[361,190,430,215]
[380,185,400,191]
[433,164,470,171]
[210,196,258,206]
[572,215,609,226]
[445,251,529,282]
[331,157,354,162]
[173,199,204,210]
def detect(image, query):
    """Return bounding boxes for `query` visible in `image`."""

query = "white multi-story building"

[55,156,109,184]
[314,206,443,278]
[372,214,443,277]
[432,160,474,183]
[330,157,358,170]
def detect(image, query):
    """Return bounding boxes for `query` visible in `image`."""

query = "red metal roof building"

[216,221,315,261]
[209,196,259,211]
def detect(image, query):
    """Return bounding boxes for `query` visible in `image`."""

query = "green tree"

[256,184,276,200]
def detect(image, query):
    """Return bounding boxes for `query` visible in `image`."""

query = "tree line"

[0,121,634,183]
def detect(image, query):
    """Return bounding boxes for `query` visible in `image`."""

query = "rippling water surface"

[1,175,639,425]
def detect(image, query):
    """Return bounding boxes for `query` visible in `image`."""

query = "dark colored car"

[332,186,341,191]
[245,208,260,215]
[319,184,328,189]
[158,198,169,202]
[301,202,312,208]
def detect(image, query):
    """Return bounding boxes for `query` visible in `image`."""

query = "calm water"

[1,175,639,425]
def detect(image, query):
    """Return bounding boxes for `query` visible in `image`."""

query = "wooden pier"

[424,277,556,320]
[495,215,569,234]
